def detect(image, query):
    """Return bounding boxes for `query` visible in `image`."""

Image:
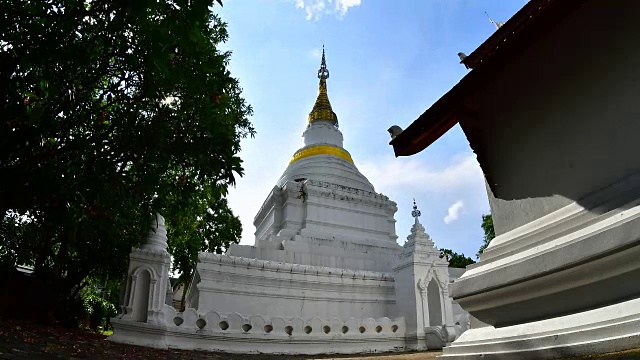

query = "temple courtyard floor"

[1,320,639,359]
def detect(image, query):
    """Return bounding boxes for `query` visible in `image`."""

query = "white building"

[109,49,469,355]
[389,0,640,358]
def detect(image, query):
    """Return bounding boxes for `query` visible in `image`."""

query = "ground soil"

[0,320,441,360]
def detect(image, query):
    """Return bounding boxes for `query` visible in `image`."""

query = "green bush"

[58,295,90,328]
[83,294,118,330]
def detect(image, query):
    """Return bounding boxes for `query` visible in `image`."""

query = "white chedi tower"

[276,48,374,192]
[110,50,469,355]
[393,200,457,349]
[228,48,400,273]
[118,214,172,326]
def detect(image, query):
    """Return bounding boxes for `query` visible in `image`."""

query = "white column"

[128,275,138,308]
[421,289,429,329]
[439,290,447,325]
[442,289,454,326]
[150,279,158,310]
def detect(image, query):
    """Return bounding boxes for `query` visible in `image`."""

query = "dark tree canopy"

[440,248,475,268]
[0,0,252,321]
[477,214,495,258]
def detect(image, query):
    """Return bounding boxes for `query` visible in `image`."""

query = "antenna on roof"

[485,11,505,29]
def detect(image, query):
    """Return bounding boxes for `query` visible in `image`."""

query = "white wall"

[465,0,640,235]
[195,254,397,319]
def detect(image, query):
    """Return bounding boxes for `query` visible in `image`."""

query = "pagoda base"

[109,311,408,355]
[439,296,640,359]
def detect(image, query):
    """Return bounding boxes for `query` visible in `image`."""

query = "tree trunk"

[179,271,192,312]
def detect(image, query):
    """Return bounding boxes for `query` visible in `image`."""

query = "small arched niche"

[427,278,443,327]
[132,270,151,322]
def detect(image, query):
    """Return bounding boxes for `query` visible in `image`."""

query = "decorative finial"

[318,45,329,80]
[308,45,338,126]
[142,213,168,251]
[411,198,421,223]
[485,11,505,29]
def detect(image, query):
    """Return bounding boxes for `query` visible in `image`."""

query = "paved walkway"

[316,352,441,360]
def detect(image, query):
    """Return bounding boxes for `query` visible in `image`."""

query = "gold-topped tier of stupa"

[308,46,338,125]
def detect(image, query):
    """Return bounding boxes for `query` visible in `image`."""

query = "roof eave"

[390,0,587,157]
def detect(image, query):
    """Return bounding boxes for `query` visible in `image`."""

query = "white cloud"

[294,0,362,20]
[444,200,464,224]
[335,0,362,18]
[309,48,322,58]
[359,154,484,195]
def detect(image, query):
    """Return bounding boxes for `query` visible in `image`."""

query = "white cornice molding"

[198,253,395,281]
[483,171,640,263]
[253,185,285,226]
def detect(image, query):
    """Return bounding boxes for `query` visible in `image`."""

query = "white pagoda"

[109,49,469,355]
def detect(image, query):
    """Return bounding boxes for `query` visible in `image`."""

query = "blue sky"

[218,0,526,259]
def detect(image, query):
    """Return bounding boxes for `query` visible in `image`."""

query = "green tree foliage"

[0,0,252,322]
[78,276,120,330]
[167,196,241,310]
[440,248,475,268]
[477,214,495,258]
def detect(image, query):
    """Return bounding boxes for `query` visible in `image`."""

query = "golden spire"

[308,46,338,126]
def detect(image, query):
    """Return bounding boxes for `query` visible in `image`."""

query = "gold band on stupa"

[308,47,338,125]
[289,145,354,165]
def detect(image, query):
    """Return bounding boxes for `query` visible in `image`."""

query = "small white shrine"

[109,50,469,355]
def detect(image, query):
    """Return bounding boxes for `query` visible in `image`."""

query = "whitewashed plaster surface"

[110,210,464,354]
[110,81,466,354]
[111,204,466,353]
[193,253,397,319]
[440,2,640,358]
